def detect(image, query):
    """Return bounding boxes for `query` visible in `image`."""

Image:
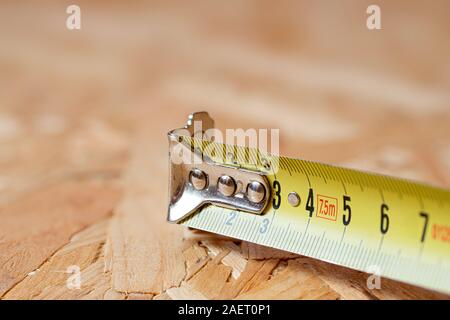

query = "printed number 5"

[343,195,351,226]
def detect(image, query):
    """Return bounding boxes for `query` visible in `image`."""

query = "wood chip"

[294,257,373,300]
[183,243,208,271]
[235,259,339,300]
[241,241,298,260]
[202,240,247,279]
[188,260,232,299]
[219,259,279,299]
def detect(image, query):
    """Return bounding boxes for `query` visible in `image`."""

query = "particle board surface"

[0,0,450,299]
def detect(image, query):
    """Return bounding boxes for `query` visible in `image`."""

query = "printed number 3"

[273,180,281,209]
[259,218,270,234]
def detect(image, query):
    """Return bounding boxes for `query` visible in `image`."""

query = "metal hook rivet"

[218,175,236,196]
[247,181,266,203]
[190,169,208,190]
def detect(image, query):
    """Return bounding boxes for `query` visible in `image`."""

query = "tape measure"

[167,112,450,294]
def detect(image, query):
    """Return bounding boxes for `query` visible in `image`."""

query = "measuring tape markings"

[179,137,450,293]
[185,206,450,292]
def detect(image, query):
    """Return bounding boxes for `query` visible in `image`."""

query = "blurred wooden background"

[0,0,449,299]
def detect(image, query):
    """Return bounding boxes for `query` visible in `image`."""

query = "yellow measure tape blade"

[179,138,450,294]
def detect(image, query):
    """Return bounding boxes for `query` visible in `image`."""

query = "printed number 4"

[306,188,314,217]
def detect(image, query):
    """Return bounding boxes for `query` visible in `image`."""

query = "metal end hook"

[168,111,214,140]
[167,112,270,223]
